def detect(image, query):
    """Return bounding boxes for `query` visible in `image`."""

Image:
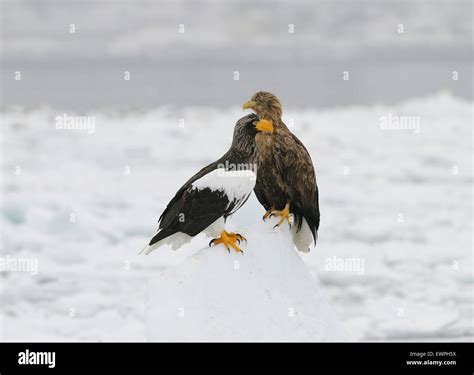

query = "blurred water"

[1,0,472,109]
[2,60,471,110]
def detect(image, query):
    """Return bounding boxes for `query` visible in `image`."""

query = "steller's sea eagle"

[243,91,320,252]
[141,113,273,255]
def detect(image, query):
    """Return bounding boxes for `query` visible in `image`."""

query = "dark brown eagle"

[243,91,320,252]
[141,114,273,255]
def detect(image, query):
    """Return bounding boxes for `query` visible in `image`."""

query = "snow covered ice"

[1,92,472,341]
[145,219,346,342]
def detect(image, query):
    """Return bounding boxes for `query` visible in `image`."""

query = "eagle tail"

[139,230,192,255]
[291,217,317,252]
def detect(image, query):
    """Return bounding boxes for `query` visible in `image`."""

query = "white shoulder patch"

[191,168,256,203]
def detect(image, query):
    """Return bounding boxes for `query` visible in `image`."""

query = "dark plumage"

[243,91,320,252]
[142,113,264,254]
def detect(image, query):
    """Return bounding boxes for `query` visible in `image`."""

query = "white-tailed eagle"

[243,91,320,252]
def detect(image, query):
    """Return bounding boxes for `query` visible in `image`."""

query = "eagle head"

[242,91,282,121]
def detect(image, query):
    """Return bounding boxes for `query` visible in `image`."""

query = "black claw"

[269,213,275,219]
[236,239,241,244]
[273,224,279,230]
[240,250,244,255]
[236,233,247,243]
[227,248,230,253]
[209,240,215,247]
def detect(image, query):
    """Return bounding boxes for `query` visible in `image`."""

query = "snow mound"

[145,220,347,342]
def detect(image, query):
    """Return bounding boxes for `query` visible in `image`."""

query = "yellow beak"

[242,100,256,111]
[255,119,274,133]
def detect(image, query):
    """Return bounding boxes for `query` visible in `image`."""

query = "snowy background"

[1,0,473,341]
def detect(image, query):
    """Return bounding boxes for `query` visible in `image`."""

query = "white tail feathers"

[139,232,193,255]
[291,218,314,253]
[139,242,160,255]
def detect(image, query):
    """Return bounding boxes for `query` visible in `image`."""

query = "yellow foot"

[262,206,275,221]
[209,231,247,254]
[253,119,274,133]
[269,203,292,229]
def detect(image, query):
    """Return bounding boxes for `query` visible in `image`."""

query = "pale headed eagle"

[141,114,273,255]
[243,91,320,252]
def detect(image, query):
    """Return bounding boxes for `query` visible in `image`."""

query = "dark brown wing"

[273,131,320,242]
[149,186,230,246]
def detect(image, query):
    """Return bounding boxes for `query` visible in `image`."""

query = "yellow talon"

[225,232,247,244]
[209,230,245,253]
[270,203,292,229]
[262,206,275,221]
